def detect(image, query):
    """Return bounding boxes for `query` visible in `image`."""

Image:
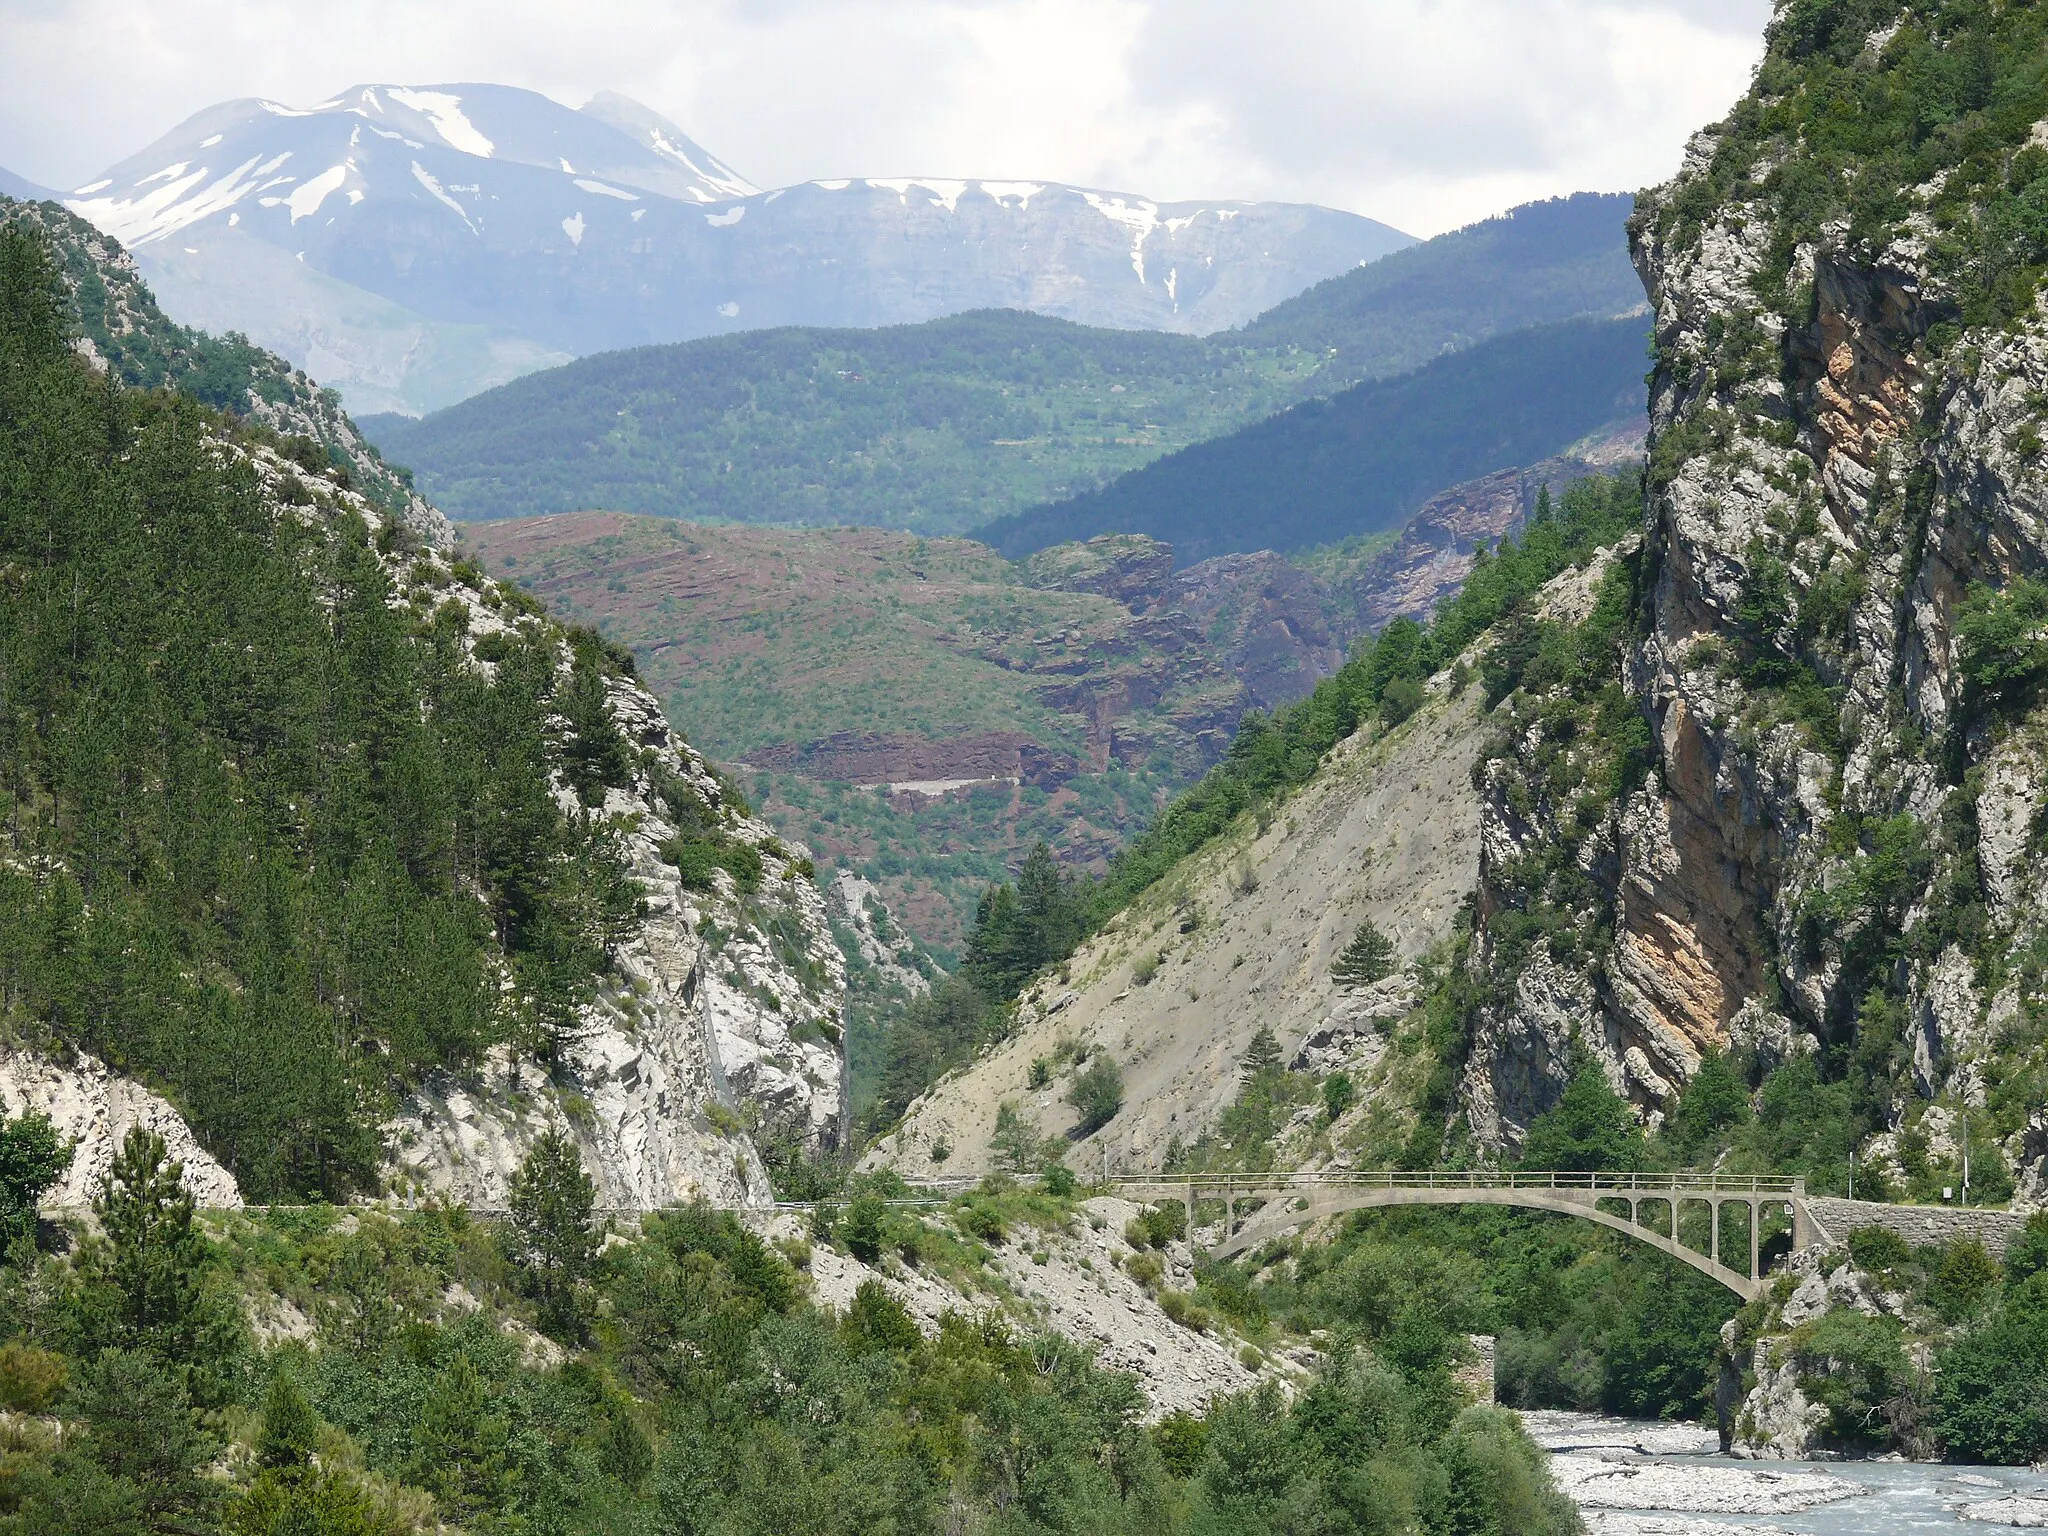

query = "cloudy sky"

[1,0,1772,236]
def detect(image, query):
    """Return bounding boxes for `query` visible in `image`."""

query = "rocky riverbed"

[1521,1412,2048,1532]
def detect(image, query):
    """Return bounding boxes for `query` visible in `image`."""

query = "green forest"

[0,1116,1581,1536]
[976,317,1647,564]
[0,224,641,1201]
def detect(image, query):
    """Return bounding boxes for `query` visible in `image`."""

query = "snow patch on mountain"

[387,87,495,157]
[286,164,348,223]
[410,161,476,232]
[1083,192,1161,283]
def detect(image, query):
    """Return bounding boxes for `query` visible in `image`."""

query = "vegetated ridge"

[977,314,1650,564]
[0,193,853,1214]
[362,191,1638,532]
[1236,190,1644,374]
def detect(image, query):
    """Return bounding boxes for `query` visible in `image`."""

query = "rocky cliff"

[1350,419,1646,631]
[1454,5,2048,1204]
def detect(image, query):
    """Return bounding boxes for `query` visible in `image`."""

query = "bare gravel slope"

[870,668,1490,1177]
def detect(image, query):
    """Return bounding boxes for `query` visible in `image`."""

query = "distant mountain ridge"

[59,82,1409,415]
[1238,191,1645,375]
[976,314,1650,563]
[364,193,1640,533]
[0,165,58,202]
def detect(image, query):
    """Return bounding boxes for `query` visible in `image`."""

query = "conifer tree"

[1241,1026,1283,1081]
[1331,919,1397,987]
[508,1130,597,1335]
[254,1371,321,1470]
[93,1128,206,1363]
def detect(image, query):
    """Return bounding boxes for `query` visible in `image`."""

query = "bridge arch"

[1105,1172,1812,1303]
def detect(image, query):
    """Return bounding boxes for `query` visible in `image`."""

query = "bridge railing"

[1098,1170,1805,1197]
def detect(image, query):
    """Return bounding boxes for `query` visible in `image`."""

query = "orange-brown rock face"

[1459,115,2048,1166]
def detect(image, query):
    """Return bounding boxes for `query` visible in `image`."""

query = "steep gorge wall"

[1459,8,2048,1203]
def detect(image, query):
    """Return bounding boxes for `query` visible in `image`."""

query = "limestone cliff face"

[1460,8,2048,1191]
[0,1047,241,1209]
[384,573,848,1211]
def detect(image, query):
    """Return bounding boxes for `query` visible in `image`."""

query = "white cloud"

[0,0,1772,234]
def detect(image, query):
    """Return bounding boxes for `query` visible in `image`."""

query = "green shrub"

[1068,1057,1126,1132]
[843,1195,887,1263]
[1794,1309,1912,1451]
[1932,1274,2048,1463]
[0,1341,66,1412]
[1159,1288,1213,1333]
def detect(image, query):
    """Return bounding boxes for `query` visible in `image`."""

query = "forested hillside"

[363,192,1636,532]
[0,219,652,1200]
[1236,191,1643,370]
[978,316,1647,563]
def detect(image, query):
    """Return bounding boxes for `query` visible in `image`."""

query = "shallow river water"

[1520,1411,2048,1533]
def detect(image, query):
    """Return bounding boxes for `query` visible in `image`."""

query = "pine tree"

[94,1128,206,1363]
[508,1130,596,1336]
[1331,919,1396,987]
[254,1371,321,1470]
[1241,1027,1283,1081]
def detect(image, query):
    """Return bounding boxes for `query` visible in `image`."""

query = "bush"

[1125,1252,1164,1288]
[1068,1057,1126,1132]
[0,1341,66,1412]
[1159,1288,1213,1333]
[1040,1163,1077,1198]
[1932,1274,2048,1463]
[1141,1202,1188,1247]
[1846,1224,1913,1273]
[843,1195,888,1263]
[1794,1309,1912,1451]
[1930,1239,2005,1324]
[1323,1072,1357,1123]
[842,1280,921,1354]
[961,1202,1005,1245]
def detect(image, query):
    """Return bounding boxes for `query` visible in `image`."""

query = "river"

[1521,1412,2048,1532]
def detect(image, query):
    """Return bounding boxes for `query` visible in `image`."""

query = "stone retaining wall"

[1804,1197,2030,1255]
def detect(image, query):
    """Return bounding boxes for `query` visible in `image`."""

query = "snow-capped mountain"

[55,85,1410,416]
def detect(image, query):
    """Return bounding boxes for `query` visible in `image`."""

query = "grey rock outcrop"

[385,584,849,1208]
[1454,70,2048,1157]
[0,1047,242,1210]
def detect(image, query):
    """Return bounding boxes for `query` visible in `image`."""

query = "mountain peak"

[579,90,759,201]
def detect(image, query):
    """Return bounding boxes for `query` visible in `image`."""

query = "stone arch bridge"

[1088,1171,2028,1301]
